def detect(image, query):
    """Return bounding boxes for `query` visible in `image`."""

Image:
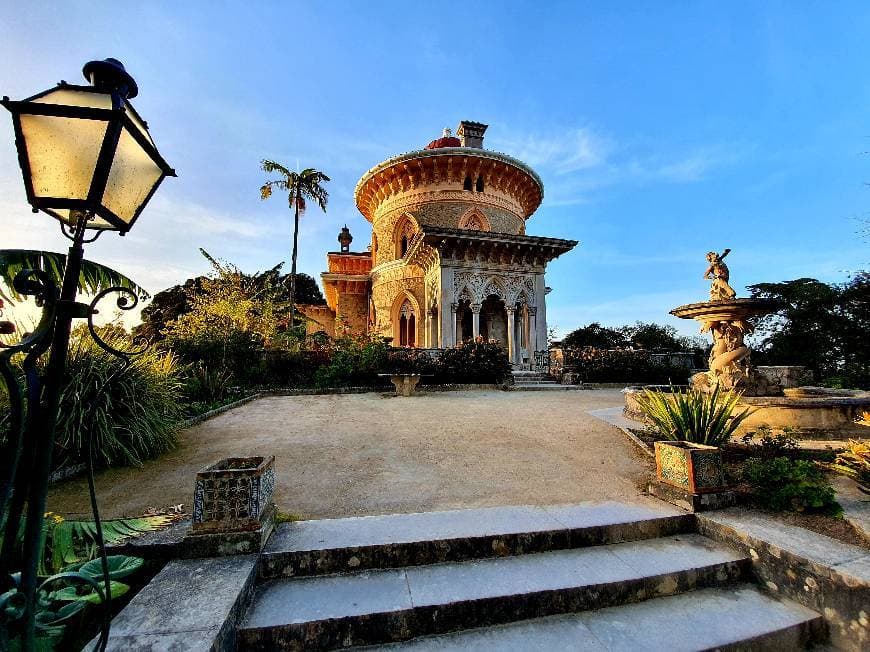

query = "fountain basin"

[738,390,870,440]
[669,297,779,322]
[623,384,870,440]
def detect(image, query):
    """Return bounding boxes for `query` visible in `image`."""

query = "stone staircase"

[236,503,825,650]
[510,370,579,390]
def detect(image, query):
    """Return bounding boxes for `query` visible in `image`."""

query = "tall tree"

[748,275,870,387]
[562,322,628,349]
[259,161,330,326]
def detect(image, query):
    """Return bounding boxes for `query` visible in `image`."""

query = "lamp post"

[0,59,174,651]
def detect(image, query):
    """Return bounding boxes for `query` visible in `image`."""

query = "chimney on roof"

[457,121,488,149]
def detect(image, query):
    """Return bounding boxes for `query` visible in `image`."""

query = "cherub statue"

[704,248,737,301]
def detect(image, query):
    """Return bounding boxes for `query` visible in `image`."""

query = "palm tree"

[0,249,149,303]
[259,161,330,326]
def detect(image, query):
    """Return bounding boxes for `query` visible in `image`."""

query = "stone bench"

[378,373,431,396]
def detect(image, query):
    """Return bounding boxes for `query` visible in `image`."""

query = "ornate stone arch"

[482,275,507,303]
[458,207,491,232]
[390,290,421,347]
[501,275,533,305]
[393,213,419,259]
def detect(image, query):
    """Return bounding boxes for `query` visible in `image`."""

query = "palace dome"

[425,127,461,150]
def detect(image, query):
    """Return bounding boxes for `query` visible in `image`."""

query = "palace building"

[299,121,577,367]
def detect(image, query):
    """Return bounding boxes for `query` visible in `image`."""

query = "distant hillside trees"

[749,274,870,388]
[562,321,704,353]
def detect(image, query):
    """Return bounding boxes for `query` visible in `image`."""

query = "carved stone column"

[428,303,438,349]
[534,273,548,351]
[528,306,538,354]
[471,303,482,339]
[506,307,516,364]
[440,267,455,349]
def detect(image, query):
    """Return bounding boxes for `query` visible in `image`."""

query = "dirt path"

[47,389,652,519]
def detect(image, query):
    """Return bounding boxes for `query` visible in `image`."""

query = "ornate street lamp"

[0,59,174,651]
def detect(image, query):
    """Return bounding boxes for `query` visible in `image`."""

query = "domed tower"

[351,120,577,363]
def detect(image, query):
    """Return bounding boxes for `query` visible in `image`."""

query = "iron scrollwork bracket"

[0,274,150,651]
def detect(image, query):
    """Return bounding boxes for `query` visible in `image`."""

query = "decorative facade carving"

[377,190,522,223]
[458,207,491,231]
[453,271,536,305]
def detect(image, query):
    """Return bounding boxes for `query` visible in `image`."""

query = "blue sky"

[2,2,868,336]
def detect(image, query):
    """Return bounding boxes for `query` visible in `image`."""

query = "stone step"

[238,534,750,650]
[356,584,825,651]
[258,502,692,579]
[511,384,584,391]
[510,378,555,384]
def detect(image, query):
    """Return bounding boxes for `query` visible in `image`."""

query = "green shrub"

[259,348,327,387]
[563,348,691,384]
[166,328,263,386]
[182,361,233,403]
[52,331,183,469]
[744,457,841,514]
[386,349,436,377]
[636,384,752,446]
[740,425,799,459]
[433,342,512,384]
[314,335,389,388]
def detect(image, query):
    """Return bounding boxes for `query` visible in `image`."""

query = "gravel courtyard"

[47,389,653,519]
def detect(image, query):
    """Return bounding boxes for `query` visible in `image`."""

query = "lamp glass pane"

[101,126,162,224]
[32,87,112,110]
[19,114,108,201]
[123,100,155,146]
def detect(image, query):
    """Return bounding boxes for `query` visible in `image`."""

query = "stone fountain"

[624,249,870,439]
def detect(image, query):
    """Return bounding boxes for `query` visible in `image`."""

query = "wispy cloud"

[146,195,280,239]
[489,124,745,206]
[490,127,611,174]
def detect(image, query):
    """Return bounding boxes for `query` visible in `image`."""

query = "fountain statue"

[671,249,778,396]
[624,248,870,439]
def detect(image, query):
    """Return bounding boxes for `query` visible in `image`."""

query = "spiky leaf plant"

[829,439,870,492]
[635,383,753,447]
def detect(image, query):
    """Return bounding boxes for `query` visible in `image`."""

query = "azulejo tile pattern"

[655,442,725,494]
[192,456,275,533]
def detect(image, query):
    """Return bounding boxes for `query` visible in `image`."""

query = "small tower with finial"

[338,225,353,253]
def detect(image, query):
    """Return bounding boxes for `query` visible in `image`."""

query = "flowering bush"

[433,341,512,384]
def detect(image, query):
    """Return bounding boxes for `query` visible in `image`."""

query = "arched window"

[465,215,483,230]
[399,299,416,347]
[463,175,473,191]
[458,208,491,232]
[475,176,484,192]
[393,215,417,260]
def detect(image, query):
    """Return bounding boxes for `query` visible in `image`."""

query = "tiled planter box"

[654,441,726,494]
[192,456,275,533]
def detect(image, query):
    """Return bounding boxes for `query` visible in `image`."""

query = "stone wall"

[297,305,336,338]
[336,293,368,336]
[754,366,812,389]
[370,262,425,339]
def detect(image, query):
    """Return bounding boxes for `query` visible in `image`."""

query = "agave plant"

[829,439,870,493]
[635,383,753,447]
